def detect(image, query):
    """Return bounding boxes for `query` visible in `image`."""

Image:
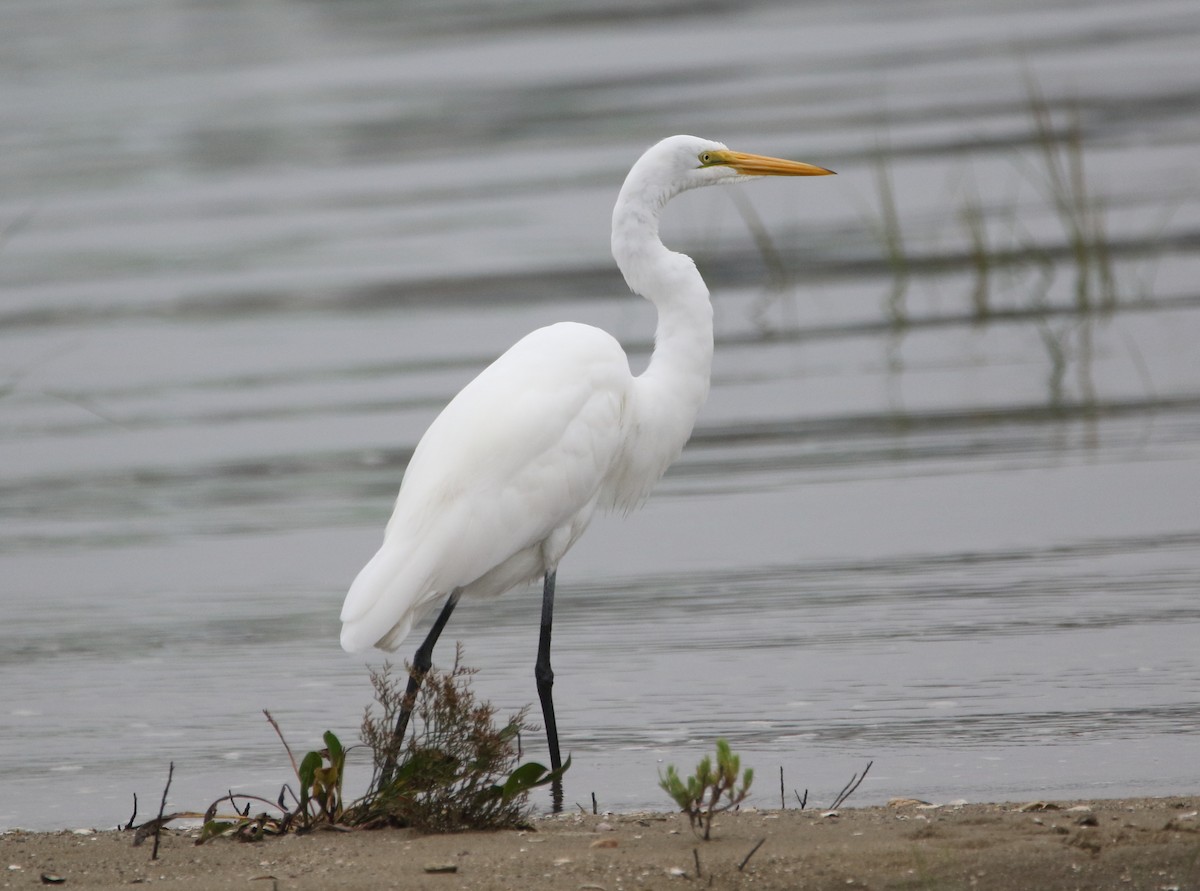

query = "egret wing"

[340,322,630,651]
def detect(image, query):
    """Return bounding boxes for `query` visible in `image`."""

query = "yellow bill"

[703,149,835,177]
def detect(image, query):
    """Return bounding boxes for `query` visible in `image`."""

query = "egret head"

[631,134,834,202]
[612,135,834,301]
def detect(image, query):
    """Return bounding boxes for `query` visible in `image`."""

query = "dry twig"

[263,710,300,779]
[738,837,767,871]
[151,763,173,860]
[829,760,872,810]
[124,794,138,831]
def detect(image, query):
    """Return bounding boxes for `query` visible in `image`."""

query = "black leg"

[535,570,564,812]
[383,589,462,781]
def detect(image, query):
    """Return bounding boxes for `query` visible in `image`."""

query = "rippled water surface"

[3,0,1200,830]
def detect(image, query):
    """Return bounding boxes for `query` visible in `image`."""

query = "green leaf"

[323,730,344,766]
[197,820,239,844]
[545,754,572,784]
[495,755,572,801]
[299,750,322,787]
[501,761,548,797]
[298,750,323,809]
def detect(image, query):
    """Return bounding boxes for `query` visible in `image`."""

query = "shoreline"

[3,795,1197,890]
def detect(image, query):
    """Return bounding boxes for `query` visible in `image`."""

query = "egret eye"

[699,151,714,166]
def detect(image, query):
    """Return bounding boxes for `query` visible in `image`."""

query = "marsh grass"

[958,181,992,321]
[866,94,1121,322]
[728,189,801,335]
[866,148,911,327]
[1022,76,1118,315]
[1018,81,1113,407]
[848,74,1154,408]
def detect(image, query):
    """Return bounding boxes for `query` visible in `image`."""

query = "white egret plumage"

[340,135,833,806]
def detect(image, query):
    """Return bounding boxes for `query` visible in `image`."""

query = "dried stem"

[152,762,174,861]
[829,760,873,810]
[738,837,767,872]
[263,709,301,780]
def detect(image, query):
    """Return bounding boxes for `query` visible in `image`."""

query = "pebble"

[1018,801,1059,812]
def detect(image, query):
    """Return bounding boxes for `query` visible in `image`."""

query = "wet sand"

[3,797,1197,890]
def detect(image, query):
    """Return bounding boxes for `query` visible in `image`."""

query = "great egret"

[341,134,833,804]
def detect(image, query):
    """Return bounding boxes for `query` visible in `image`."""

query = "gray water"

[3,0,1200,831]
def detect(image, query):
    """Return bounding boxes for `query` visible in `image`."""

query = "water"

[3,0,1199,830]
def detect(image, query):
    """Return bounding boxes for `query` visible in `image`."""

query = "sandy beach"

[3,797,1197,890]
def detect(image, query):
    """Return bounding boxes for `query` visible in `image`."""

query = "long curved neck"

[608,177,714,505]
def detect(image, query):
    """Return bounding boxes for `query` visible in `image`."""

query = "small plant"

[351,645,567,832]
[298,730,346,823]
[196,721,349,843]
[188,646,566,844]
[659,738,754,840]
